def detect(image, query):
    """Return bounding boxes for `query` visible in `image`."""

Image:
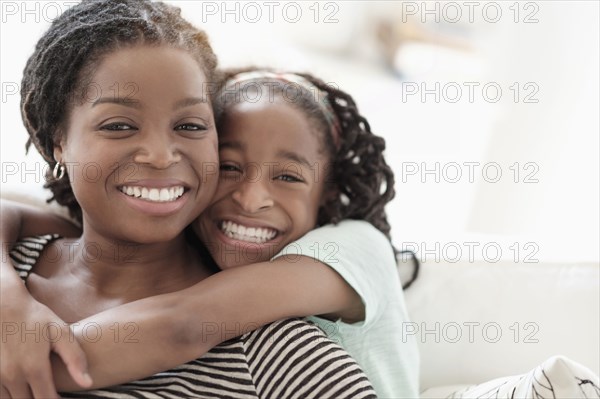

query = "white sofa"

[404,259,600,396]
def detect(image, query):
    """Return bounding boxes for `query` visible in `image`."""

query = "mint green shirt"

[274,220,420,398]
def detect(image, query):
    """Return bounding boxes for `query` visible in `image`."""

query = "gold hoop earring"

[53,162,65,180]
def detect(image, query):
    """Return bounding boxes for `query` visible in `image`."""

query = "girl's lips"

[213,220,282,253]
[219,220,279,243]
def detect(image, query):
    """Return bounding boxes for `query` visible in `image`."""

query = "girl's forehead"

[219,99,329,162]
[224,99,311,131]
[226,97,329,152]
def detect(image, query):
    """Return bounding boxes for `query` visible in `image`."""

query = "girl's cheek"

[191,217,205,240]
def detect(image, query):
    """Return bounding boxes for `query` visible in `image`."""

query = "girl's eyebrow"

[277,150,312,169]
[219,142,313,168]
[218,141,242,151]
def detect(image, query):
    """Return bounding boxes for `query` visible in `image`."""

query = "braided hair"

[21,0,218,224]
[212,68,419,288]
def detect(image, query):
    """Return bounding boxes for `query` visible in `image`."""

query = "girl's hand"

[0,287,92,398]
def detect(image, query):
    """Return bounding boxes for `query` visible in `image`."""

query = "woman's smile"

[118,180,190,216]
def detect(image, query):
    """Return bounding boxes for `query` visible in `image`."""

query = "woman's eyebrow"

[174,97,210,109]
[92,97,141,108]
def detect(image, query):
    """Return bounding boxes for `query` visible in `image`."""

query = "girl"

[199,69,421,397]
[0,0,378,398]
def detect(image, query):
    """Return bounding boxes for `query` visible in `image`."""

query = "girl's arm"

[55,254,362,390]
[0,200,90,399]
[1,200,364,391]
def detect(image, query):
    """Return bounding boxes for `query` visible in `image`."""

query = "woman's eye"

[276,174,303,183]
[175,123,207,132]
[100,122,136,131]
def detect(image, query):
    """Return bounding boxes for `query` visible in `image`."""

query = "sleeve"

[242,319,377,399]
[271,220,400,327]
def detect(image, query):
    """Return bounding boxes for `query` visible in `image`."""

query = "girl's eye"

[175,123,207,132]
[275,174,304,183]
[219,163,242,173]
[100,122,136,131]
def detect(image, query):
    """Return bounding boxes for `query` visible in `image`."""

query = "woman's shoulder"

[9,234,62,280]
[241,318,377,399]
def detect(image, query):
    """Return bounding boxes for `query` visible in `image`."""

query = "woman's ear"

[53,140,64,163]
[53,127,70,162]
[54,143,62,163]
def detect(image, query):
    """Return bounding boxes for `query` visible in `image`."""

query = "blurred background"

[1,1,598,263]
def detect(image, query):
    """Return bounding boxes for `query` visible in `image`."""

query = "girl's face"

[195,98,330,269]
[55,45,218,244]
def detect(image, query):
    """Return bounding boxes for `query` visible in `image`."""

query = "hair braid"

[298,73,419,288]
[21,0,218,224]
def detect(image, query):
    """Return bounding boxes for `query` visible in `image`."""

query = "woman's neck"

[61,229,211,301]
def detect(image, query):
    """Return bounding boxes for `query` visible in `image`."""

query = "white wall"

[1,1,598,262]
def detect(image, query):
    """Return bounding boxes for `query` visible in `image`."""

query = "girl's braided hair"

[213,68,419,288]
[20,0,218,224]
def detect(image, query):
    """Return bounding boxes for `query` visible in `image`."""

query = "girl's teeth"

[120,186,185,202]
[220,221,277,244]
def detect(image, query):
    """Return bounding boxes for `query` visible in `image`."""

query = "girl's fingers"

[0,385,12,399]
[28,361,60,399]
[52,335,92,388]
[5,384,30,399]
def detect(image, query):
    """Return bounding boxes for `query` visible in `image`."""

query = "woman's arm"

[0,200,90,399]
[1,199,82,238]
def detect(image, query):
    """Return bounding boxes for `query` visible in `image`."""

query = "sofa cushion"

[404,261,600,390]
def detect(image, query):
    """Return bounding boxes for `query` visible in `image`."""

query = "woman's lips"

[120,185,185,202]
[117,184,189,216]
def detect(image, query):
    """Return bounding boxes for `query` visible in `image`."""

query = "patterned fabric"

[447,356,599,399]
[10,236,377,399]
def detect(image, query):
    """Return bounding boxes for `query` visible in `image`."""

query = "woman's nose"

[133,129,181,169]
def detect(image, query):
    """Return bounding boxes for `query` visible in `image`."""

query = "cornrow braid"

[213,67,419,288]
[20,0,218,224]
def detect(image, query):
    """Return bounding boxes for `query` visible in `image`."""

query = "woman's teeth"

[120,186,184,202]
[220,221,277,244]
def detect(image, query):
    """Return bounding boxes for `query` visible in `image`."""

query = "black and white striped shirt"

[10,235,377,399]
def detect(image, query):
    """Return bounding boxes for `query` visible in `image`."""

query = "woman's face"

[194,98,330,269]
[55,45,219,244]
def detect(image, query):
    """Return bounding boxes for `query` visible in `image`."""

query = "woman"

[0,1,377,398]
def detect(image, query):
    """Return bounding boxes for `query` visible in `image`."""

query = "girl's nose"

[231,180,274,213]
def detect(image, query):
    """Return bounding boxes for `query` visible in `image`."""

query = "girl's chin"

[212,250,272,270]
